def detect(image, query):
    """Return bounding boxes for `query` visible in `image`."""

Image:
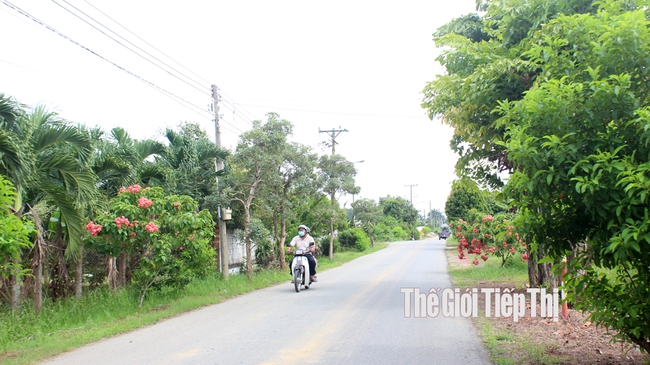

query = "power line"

[76,1,249,135]
[52,0,211,96]
[240,103,426,119]
[83,0,213,86]
[1,0,208,116]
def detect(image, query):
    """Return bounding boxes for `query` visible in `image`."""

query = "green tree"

[223,113,291,281]
[263,142,319,271]
[444,177,486,222]
[421,0,597,188]
[0,99,95,305]
[318,154,358,259]
[0,176,35,308]
[158,123,229,219]
[492,1,650,352]
[351,198,383,247]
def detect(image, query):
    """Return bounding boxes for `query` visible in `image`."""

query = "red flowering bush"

[453,213,527,267]
[85,185,215,306]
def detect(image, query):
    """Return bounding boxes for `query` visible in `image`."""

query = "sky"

[0,0,478,217]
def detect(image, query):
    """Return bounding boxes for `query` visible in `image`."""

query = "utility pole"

[319,127,348,155]
[405,184,418,206]
[319,127,348,260]
[212,85,228,280]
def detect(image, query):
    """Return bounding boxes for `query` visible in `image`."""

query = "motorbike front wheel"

[293,268,301,293]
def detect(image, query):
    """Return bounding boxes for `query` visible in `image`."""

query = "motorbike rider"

[288,224,317,282]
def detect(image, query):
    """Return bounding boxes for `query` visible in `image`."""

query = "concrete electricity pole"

[212,85,228,279]
[319,127,348,260]
[405,184,418,206]
[319,128,348,155]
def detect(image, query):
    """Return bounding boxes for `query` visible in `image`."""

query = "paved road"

[42,239,490,365]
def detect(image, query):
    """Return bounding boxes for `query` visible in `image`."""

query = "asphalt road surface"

[42,239,491,365]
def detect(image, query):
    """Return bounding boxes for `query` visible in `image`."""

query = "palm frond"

[135,139,166,160]
[110,127,132,146]
[0,129,27,181]
[37,181,85,260]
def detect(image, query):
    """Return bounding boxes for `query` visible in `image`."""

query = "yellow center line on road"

[260,241,425,365]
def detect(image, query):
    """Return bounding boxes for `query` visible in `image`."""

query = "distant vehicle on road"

[438,224,451,240]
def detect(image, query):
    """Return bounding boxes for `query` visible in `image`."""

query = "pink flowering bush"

[85,185,215,306]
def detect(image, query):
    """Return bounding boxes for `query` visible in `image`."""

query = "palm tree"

[0,95,96,307]
[158,123,229,214]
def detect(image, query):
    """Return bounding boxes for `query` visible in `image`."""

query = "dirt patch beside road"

[445,245,648,364]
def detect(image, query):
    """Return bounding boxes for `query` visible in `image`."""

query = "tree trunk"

[527,245,538,288]
[107,256,118,291]
[30,208,46,312]
[279,217,287,272]
[276,200,289,272]
[118,251,127,287]
[75,245,83,299]
[537,261,551,287]
[244,207,253,282]
[328,219,335,260]
[10,261,21,311]
[50,222,71,300]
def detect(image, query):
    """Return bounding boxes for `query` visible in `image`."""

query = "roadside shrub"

[319,237,340,254]
[392,226,408,241]
[338,228,371,251]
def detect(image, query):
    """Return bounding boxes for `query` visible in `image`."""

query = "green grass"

[445,238,566,365]
[0,244,387,365]
[477,317,567,365]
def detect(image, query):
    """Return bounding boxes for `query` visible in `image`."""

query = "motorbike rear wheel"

[293,268,300,293]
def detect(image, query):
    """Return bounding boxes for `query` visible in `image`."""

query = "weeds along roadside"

[0,244,387,365]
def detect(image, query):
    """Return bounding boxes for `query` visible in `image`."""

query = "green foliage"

[442,0,650,351]
[158,123,228,220]
[338,228,371,251]
[445,177,486,222]
[250,218,274,269]
[0,176,34,289]
[319,237,340,254]
[86,185,216,304]
[379,196,418,225]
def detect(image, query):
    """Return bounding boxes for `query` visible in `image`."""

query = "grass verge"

[0,243,387,365]
[445,237,560,364]
[477,317,566,365]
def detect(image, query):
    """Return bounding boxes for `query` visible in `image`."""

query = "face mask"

[298,231,305,237]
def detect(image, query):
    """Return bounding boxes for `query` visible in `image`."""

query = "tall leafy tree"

[496,1,650,351]
[223,113,291,280]
[421,0,597,188]
[351,198,383,247]
[444,177,486,222]
[318,154,358,259]
[0,99,95,303]
[263,142,318,271]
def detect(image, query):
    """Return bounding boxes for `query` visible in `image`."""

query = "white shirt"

[289,235,315,251]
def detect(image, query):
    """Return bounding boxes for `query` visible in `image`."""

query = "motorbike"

[290,249,314,292]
